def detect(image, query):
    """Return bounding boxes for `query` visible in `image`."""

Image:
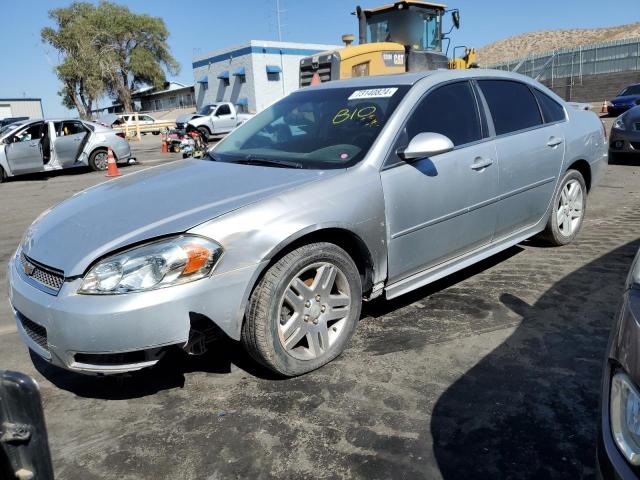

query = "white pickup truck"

[185,102,253,141]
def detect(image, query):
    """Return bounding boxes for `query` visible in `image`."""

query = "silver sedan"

[8,70,607,376]
[0,118,133,182]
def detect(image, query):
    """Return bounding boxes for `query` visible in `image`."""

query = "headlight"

[79,235,223,295]
[611,372,640,465]
[613,116,626,131]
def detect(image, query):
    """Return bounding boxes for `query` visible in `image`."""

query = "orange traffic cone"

[106,147,121,177]
[161,133,168,153]
[601,101,608,114]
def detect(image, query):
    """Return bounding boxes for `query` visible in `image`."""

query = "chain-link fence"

[486,37,640,86]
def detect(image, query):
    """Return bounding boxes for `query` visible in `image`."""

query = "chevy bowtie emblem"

[23,260,36,276]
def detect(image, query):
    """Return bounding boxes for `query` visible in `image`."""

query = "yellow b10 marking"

[332,106,377,125]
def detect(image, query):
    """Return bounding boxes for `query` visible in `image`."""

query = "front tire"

[197,127,210,143]
[540,169,587,246]
[242,242,362,376]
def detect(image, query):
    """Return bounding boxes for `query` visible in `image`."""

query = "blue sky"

[1,0,639,117]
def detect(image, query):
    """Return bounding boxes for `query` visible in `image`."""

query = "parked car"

[608,84,640,117]
[186,102,253,141]
[0,118,133,181]
[609,105,640,162]
[175,104,217,130]
[598,247,640,479]
[8,70,606,376]
[118,113,162,135]
[0,116,29,128]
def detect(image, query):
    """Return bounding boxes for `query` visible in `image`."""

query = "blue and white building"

[192,40,340,113]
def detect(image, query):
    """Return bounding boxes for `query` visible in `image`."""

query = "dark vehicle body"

[608,84,640,117]
[598,248,640,479]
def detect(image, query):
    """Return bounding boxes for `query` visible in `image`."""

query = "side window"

[533,89,566,124]
[478,80,542,135]
[217,104,231,115]
[12,123,43,142]
[60,121,86,136]
[406,81,482,147]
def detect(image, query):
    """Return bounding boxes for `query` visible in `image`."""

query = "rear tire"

[88,149,109,171]
[540,169,587,246]
[242,242,362,377]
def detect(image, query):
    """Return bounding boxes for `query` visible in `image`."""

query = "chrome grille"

[17,312,48,352]
[20,253,65,294]
[300,61,332,87]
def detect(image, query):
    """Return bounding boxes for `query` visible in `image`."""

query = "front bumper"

[609,129,640,155]
[8,252,261,374]
[608,105,634,117]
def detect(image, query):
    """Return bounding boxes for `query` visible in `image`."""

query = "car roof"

[306,68,545,91]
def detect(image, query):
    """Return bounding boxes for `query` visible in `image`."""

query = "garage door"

[0,105,12,119]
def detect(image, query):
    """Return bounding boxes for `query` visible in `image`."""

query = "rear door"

[4,122,44,174]
[477,80,565,238]
[54,120,89,167]
[212,104,236,133]
[382,80,499,282]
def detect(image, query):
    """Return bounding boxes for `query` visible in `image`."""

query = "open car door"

[53,120,89,167]
[4,122,45,175]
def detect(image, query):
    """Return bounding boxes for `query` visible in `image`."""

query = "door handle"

[73,138,82,142]
[470,157,493,170]
[547,137,563,147]
[29,143,39,148]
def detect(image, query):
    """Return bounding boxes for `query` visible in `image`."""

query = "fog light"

[611,372,640,465]
[615,140,624,149]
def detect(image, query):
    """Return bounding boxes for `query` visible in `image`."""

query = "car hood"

[612,95,640,105]
[175,113,197,124]
[21,160,338,276]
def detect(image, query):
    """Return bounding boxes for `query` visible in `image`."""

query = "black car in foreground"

[599,248,640,479]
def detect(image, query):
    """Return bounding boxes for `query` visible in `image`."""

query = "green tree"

[42,3,105,118]
[42,1,180,117]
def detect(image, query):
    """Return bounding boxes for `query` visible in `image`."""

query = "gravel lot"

[1,124,639,479]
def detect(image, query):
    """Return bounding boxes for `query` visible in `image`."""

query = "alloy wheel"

[277,262,352,360]
[556,179,584,236]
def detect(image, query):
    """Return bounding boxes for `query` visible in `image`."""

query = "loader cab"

[362,1,445,52]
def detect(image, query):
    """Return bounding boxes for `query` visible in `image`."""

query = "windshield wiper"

[234,155,303,169]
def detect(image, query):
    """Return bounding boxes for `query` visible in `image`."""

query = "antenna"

[276,0,285,41]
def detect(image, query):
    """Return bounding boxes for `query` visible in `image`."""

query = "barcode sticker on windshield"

[348,88,398,100]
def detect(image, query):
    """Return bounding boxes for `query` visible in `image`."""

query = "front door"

[382,81,499,283]
[477,80,565,238]
[5,122,45,174]
[54,120,88,167]
[213,104,236,133]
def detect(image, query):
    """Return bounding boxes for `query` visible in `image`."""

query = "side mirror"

[452,10,460,29]
[398,132,454,161]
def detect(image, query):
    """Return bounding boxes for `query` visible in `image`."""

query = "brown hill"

[477,23,640,66]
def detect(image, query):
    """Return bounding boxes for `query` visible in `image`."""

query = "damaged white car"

[0,119,133,182]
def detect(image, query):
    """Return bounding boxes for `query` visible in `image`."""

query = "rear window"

[478,80,542,136]
[533,89,565,123]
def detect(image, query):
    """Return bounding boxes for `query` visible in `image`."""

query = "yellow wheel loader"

[299,0,476,87]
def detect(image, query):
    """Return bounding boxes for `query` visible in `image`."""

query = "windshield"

[367,7,442,51]
[620,85,640,96]
[198,104,217,115]
[213,85,410,169]
[0,122,26,138]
